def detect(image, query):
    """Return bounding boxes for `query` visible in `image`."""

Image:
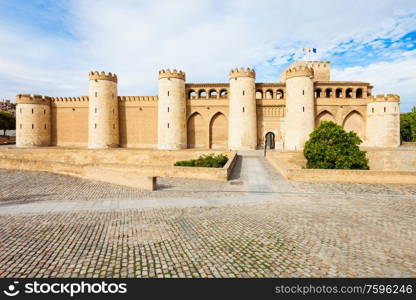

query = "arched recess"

[315,110,335,127]
[343,111,365,139]
[209,112,228,149]
[187,112,205,148]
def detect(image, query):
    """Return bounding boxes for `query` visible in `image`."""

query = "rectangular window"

[44,124,47,129]
[384,107,386,112]
[302,90,304,95]
[44,109,46,114]
[95,108,97,113]
[95,92,98,97]
[302,106,305,112]
[372,108,374,113]
[168,91,170,96]
[31,108,34,114]
[20,108,22,113]
[242,90,245,96]
[32,124,34,129]
[113,124,115,129]
[167,107,170,112]
[242,107,245,112]
[167,123,169,128]
[95,123,97,129]
[20,124,22,129]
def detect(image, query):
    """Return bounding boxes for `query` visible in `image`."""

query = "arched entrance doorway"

[265,132,275,149]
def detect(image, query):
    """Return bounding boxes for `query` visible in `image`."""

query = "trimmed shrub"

[400,108,416,142]
[304,121,369,170]
[174,154,228,168]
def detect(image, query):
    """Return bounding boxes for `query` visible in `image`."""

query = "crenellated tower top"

[16,94,51,105]
[229,67,256,79]
[158,69,186,80]
[285,66,314,80]
[89,71,118,83]
[370,94,400,102]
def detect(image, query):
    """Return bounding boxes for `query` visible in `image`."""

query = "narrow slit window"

[167,123,170,128]
[95,123,97,129]
[20,108,22,113]
[20,124,22,129]
[168,91,170,96]
[44,109,46,114]
[95,92,97,97]
[302,90,304,95]
[242,107,245,112]
[113,124,115,129]
[95,108,97,113]
[32,124,34,129]
[384,107,386,112]
[31,108,34,114]
[167,107,170,112]
[302,106,305,112]
[44,124,47,129]
[243,90,245,96]
[372,108,374,113]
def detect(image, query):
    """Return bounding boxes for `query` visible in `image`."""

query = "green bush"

[303,121,369,170]
[400,107,416,142]
[174,154,228,168]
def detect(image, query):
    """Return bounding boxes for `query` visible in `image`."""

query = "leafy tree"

[304,121,369,170]
[0,112,15,136]
[400,106,416,142]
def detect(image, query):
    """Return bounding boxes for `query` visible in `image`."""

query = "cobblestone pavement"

[0,154,415,278]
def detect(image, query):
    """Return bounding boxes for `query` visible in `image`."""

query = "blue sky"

[0,0,416,111]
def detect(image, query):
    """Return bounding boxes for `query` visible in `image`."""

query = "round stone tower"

[283,66,315,151]
[16,94,51,147]
[228,67,257,150]
[365,94,400,147]
[157,69,186,150]
[88,71,119,149]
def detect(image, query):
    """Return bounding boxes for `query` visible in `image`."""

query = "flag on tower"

[312,48,317,53]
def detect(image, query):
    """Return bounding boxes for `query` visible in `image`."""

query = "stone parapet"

[158,69,185,80]
[229,67,255,79]
[285,66,314,80]
[16,94,51,105]
[89,71,118,83]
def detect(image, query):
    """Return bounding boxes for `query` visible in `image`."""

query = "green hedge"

[304,121,369,170]
[174,154,228,168]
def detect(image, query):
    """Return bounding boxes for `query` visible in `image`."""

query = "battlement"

[89,71,118,83]
[285,66,314,80]
[370,94,400,102]
[118,96,158,102]
[229,67,256,79]
[158,69,185,80]
[16,94,51,105]
[51,96,89,102]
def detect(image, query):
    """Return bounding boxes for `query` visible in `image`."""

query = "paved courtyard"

[0,154,415,277]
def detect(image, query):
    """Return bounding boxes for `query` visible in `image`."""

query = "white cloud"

[0,0,415,111]
[332,52,416,111]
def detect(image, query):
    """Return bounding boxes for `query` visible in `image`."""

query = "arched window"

[315,88,322,98]
[346,88,353,98]
[325,88,332,98]
[276,89,284,99]
[265,89,273,99]
[209,89,218,99]
[356,88,363,98]
[255,90,263,100]
[335,88,343,98]
[198,90,207,98]
[219,89,228,98]
[188,90,196,99]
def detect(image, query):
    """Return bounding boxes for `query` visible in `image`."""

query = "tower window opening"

[243,90,245,96]
[20,124,22,129]
[168,107,170,112]
[372,108,374,113]
[95,123,97,129]
[168,91,170,96]
[384,107,386,112]
[167,123,170,128]
[32,124,34,129]
[20,108,22,113]
[44,109,46,114]
[95,92,97,97]
[44,124,47,129]
[31,108,34,114]
[302,90,304,95]
[95,108,97,113]
[113,124,115,129]
[242,107,245,112]
[302,106,305,112]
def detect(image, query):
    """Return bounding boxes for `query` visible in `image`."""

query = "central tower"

[228,67,257,150]
[88,71,119,149]
[157,69,187,150]
[283,66,315,150]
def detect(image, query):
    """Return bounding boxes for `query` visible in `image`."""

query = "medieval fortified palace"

[15,61,400,150]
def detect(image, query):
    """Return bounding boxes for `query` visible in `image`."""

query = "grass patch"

[174,154,228,168]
